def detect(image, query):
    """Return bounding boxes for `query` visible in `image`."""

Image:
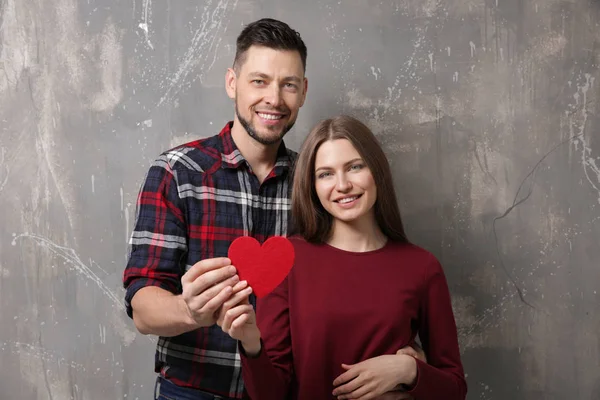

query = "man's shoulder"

[156,134,223,174]
[285,147,298,162]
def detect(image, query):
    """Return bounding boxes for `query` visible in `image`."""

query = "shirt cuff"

[124,278,178,318]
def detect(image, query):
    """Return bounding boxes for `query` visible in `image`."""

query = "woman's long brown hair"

[291,115,408,244]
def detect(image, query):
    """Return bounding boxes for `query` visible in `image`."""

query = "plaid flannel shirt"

[123,122,296,398]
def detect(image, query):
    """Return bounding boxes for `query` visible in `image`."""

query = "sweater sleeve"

[241,276,294,400]
[407,254,467,399]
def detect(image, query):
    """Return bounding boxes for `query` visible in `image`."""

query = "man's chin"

[253,133,286,146]
[252,125,291,144]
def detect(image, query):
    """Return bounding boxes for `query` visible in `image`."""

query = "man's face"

[226,45,308,145]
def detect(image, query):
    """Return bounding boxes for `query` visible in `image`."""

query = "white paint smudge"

[447,46,451,57]
[158,0,239,106]
[0,147,9,192]
[89,19,124,112]
[569,73,600,204]
[469,41,476,58]
[91,174,95,193]
[125,207,131,247]
[120,187,124,211]
[0,0,32,93]
[12,234,123,308]
[11,233,139,345]
[1,341,86,371]
[428,52,434,72]
[370,66,381,80]
[1,264,10,278]
[453,71,459,82]
[138,0,153,49]
[99,324,106,344]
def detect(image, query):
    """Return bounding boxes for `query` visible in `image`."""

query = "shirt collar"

[219,121,294,172]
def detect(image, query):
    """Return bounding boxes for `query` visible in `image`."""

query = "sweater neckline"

[321,240,392,256]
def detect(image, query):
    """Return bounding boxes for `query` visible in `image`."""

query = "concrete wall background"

[1,0,599,398]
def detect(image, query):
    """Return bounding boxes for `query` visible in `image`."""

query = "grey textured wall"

[1,0,599,399]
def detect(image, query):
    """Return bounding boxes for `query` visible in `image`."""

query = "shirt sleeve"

[241,275,294,400]
[407,254,468,399]
[122,155,188,318]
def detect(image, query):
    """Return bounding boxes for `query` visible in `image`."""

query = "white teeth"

[338,196,358,204]
[258,112,283,120]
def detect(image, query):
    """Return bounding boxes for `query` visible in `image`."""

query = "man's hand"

[374,392,413,400]
[332,355,417,400]
[180,257,240,328]
[396,342,427,363]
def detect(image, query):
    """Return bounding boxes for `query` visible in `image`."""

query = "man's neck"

[230,120,280,183]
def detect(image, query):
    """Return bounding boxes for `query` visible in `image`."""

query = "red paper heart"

[228,236,295,298]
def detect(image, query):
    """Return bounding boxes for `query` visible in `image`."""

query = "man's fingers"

[333,375,364,398]
[374,393,413,400]
[396,346,418,358]
[411,344,427,362]
[338,383,373,400]
[195,274,239,304]
[182,257,231,283]
[397,345,426,362]
[185,265,237,296]
[223,286,253,310]
[333,366,360,387]
[231,280,249,294]
[198,285,233,318]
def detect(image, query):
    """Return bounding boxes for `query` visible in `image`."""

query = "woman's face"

[313,139,377,226]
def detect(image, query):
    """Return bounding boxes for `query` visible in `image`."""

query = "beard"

[235,102,296,146]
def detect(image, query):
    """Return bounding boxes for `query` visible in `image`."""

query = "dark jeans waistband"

[154,376,225,400]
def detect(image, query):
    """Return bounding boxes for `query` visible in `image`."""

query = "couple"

[123,18,466,400]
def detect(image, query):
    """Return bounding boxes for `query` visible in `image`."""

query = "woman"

[219,116,467,400]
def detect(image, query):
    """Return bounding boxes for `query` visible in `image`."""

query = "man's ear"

[299,77,308,107]
[225,68,237,100]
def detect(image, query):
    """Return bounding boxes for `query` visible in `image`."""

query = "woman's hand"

[332,354,417,400]
[216,284,262,356]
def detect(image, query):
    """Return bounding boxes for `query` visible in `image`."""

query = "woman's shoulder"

[288,234,317,250]
[387,241,441,265]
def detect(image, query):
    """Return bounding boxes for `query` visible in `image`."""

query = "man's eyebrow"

[247,72,302,83]
[247,72,271,79]
[282,76,302,84]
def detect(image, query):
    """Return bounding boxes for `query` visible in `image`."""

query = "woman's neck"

[327,217,387,253]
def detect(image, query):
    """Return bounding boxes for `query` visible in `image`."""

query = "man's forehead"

[238,46,304,72]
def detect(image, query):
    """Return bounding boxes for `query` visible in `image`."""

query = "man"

[123,18,423,400]
[123,18,308,399]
